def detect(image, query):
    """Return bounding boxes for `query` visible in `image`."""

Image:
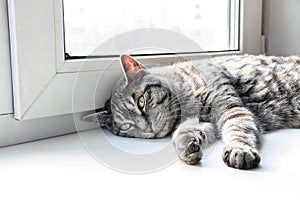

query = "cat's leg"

[172,118,219,165]
[214,95,263,169]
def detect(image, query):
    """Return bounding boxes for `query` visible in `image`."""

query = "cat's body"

[83,54,300,169]
[214,55,300,131]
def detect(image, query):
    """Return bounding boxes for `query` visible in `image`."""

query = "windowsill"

[0,128,299,199]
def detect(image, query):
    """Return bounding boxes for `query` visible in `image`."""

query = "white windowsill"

[0,128,299,199]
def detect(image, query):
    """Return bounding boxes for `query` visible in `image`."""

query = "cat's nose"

[145,126,152,133]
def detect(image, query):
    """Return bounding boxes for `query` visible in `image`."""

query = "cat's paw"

[222,147,261,169]
[173,132,204,165]
[172,119,218,165]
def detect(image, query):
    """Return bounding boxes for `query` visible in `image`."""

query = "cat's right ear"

[120,54,146,83]
[82,99,113,130]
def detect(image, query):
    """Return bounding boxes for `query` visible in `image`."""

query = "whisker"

[155,103,214,127]
[164,101,212,113]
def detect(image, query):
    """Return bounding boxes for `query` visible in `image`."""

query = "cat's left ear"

[120,54,146,83]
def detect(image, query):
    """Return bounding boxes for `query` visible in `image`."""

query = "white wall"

[264,0,300,56]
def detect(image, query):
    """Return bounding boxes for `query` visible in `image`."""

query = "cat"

[83,54,300,170]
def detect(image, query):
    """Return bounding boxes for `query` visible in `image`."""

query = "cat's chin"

[154,131,169,138]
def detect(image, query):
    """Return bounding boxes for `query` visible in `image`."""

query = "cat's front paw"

[222,147,261,169]
[172,119,218,166]
[173,132,204,165]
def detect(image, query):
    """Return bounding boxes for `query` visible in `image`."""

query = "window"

[8,0,262,120]
[64,0,240,58]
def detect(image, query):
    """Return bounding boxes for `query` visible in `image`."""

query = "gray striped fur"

[84,54,300,169]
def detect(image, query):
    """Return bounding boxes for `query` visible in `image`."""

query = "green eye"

[138,95,145,109]
[120,123,131,131]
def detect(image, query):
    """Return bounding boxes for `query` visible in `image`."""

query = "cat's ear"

[120,54,146,82]
[82,99,113,130]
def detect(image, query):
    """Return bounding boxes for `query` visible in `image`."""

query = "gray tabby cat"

[83,54,300,170]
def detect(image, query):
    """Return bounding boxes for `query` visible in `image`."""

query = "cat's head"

[83,55,180,138]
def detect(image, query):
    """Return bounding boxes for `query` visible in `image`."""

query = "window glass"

[63,0,240,58]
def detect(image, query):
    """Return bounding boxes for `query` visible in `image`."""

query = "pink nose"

[145,127,152,133]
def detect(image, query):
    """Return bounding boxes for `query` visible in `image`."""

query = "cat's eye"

[138,95,145,109]
[119,123,131,131]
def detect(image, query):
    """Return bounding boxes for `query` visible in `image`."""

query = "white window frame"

[8,0,262,120]
[0,0,13,115]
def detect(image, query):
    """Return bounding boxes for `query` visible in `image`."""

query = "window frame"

[8,0,263,120]
[0,0,13,115]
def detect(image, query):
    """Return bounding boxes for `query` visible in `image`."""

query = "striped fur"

[84,54,300,169]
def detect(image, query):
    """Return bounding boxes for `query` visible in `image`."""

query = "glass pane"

[64,0,239,57]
